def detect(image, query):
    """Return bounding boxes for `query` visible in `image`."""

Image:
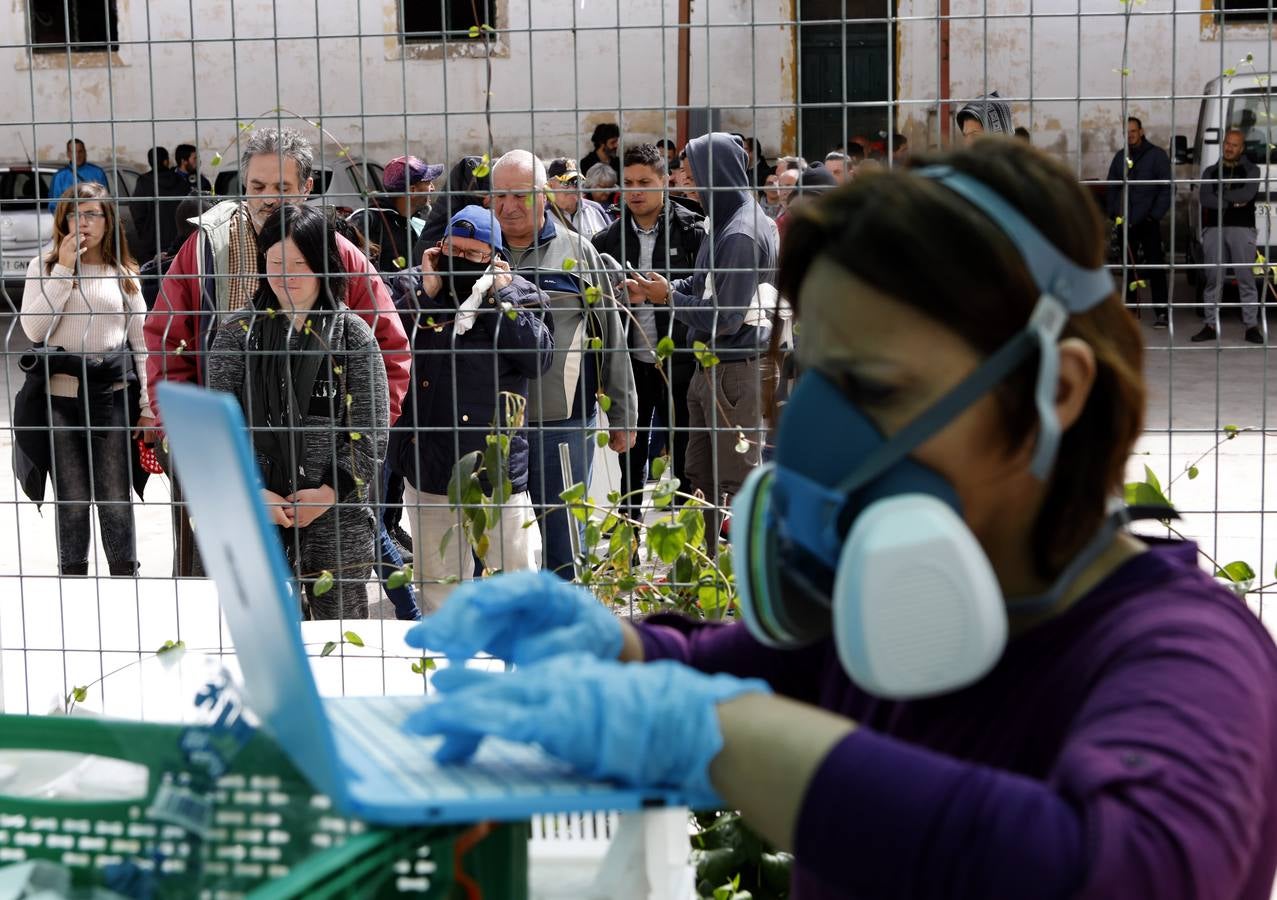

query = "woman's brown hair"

[776,139,1145,578]
[44,182,140,295]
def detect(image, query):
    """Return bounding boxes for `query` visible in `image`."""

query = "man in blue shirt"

[48,138,109,213]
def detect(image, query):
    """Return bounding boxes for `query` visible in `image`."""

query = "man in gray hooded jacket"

[625,132,780,544]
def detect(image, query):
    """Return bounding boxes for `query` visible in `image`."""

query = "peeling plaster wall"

[898,0,1276,179]
[1,0,793,170]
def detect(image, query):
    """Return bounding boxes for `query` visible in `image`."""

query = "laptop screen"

[157,381,344,800]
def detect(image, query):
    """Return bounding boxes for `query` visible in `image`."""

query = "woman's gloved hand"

[404,653,770,800]
[403,570,624,665]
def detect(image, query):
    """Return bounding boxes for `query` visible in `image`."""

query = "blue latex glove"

[405,653,770,799]
[403,570,624,665]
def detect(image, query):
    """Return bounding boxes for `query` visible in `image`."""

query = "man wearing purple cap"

[387,205,555,610]
[351,155,443,278]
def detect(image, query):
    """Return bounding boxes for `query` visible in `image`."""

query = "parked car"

[212,156,384,217]
[1174,73,1275,300]
[1,161,145,312]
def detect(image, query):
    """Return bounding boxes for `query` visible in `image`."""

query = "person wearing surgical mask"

[401,142,1277,899]
[387,206,555,611]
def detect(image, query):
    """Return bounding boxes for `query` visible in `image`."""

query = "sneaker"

[1190,325,1217,343]
[1245,326,1265,345]
[1153,315,1169,329]
[389,524,414,563]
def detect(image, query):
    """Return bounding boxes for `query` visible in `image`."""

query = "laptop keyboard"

[323,695,618,802]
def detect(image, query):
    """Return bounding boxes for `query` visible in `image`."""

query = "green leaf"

[210,152,222,167]
[597,392,612,413]
[1187,465,1199,480]
[1223,424,1239,439]
[1216,561,1257,583]
[734,434,750,454]
[440,525,456,560]
[559,482,587,504]
[156,639,186,656]
[651,477,680,508]
[584,520,602,552]
[314,570,335,596]
[596,431,609,448]
[472,154,491,178]
[588,336,603,351]
[672,553,697,587]
[647,521,687,564]
[411,656,438,674]
[349,431,362,441]
[386,565,413,590]
[678,505,706,549]
[717,545,734,580]
[606,489,621,506]
[447,450,484,505]
[320,641,337,657]
[71,685,88,704]
[609,523,635,564]
[692,340,719,368]
[650,456,668,481]
[1142,464,1162,496]
[562,257,577,272]
[468,25,480,37]
[343,630,365,648]
[394,255,407,269]
[655,335,676,361]
[480,22,495,32]
[1123,480,1170,508]
[584,285,602,305]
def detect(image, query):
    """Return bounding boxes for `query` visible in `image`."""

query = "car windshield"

[0,169,54,212]
[1227,91,1276,165]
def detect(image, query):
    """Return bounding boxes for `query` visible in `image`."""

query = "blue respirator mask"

[732,166,1158,700]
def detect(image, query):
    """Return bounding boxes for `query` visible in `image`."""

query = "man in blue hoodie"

[625,132,780,544]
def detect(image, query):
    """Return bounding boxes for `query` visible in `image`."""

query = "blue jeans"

[526,413,597,579]
[376,466,420,620]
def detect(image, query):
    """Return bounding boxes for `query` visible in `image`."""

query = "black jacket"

[388,272,555,496]
[12,346,149,506]
[592,203,706,370]
[1200,156,1261,229]
[1105,139,1172,224]
[130,167,191,257]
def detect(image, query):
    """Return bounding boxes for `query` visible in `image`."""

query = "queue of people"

[14,113,1270,621]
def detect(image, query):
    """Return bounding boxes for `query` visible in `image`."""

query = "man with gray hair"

[144,127,411,581]
[490,148,637,578]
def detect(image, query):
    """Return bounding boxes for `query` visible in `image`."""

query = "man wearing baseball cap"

[351,154,443,277]
[387,205,555,609]
[545,157,611,237]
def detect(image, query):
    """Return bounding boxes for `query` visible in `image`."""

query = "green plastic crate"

[0,714,528,899]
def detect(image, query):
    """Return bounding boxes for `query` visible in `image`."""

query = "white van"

[1174,73,1275,299]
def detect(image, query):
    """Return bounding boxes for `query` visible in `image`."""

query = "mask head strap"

[915,166,1115,478]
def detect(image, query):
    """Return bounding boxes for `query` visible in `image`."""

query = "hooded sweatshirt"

[955,92,1014,136]
[669,133,778,360]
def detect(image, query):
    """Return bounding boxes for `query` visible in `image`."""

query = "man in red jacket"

[145,127,409,575]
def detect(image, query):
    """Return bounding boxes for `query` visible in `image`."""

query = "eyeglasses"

[73,211,107,222]
[439,243,493,264]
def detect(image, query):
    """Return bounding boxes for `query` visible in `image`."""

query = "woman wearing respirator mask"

[401,143,1277,899]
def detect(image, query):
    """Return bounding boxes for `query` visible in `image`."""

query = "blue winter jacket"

[388,271,555,496]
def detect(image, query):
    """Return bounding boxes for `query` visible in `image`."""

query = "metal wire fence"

[0,0,1274,717]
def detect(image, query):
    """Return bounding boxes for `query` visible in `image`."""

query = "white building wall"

[1,0,792,172]
[898,0,1276,178]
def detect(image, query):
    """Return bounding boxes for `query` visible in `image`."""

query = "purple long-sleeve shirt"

[637,541,1277,899]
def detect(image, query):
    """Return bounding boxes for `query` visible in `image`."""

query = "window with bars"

[400,0,495,43]
[26,0,119,54]
[1214,0,1276,24]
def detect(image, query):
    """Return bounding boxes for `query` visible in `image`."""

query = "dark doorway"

[798,0,894,161]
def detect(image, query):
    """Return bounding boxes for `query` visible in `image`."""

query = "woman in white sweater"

[21,182,155,576]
